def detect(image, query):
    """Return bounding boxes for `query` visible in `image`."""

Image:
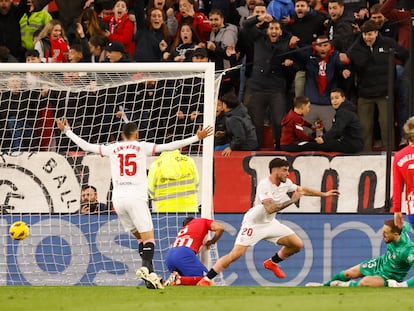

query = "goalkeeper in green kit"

[307,219,414,287]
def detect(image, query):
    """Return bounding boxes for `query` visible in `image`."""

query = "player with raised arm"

[197,157,340,285]
[393,116,414,230]
[163,216,225,286]
[56,119,213,289]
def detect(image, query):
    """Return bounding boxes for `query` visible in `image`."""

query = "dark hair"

[182,216,194,227]
[384,219,402,235]
[370,3,382,15]
[328,0,344,5]
[82,185,97,193]
[25,49,40,58]
[268,158,289,173]
[70,44,83,53]
[293,96,310,109]
[123,122,138,138]
[361,19,379,33]
[209,9,224,18]
[330,88,345,97]
[220,91,239,109]
[89,34,110,48]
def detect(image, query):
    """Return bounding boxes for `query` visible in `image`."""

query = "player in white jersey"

[197,157,339,285]
[56,119,213,289]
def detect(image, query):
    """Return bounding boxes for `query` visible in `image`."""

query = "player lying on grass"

[56,118,213,289]
[307,219,414,287]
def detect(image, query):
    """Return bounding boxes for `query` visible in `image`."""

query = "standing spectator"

[236,0,261,28]
[392,116,414,230]
[326,0,355,53]
[301,88,364,153]
[242,14,297,150]
[163,23,200,62]
[210,0,241,26]
[80,185,109,214]
[0,0,29,61]
[214,95,230,151]
[163,217,225,286]
[174,0,211,43]
[55,119,213,289]
[105,40,132,62]
[285,0,328,97]
[19,8,53,51]
[197,157,340,286]
[280,95,314,152]
[134,0,172,62]
[346,19,408,151]
[300,35,350,131]
[220,91,258,156]
[69,7,107,45]
[29,0,94,33]
[33,19,70,63]
[102,0,135,58]
[267,0,295,21]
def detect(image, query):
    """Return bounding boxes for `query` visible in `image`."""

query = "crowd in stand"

[0,0,413,153]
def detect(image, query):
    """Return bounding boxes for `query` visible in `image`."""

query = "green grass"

[1,286,412,311]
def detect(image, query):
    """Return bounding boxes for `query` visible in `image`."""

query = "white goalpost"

[0,62,223,286]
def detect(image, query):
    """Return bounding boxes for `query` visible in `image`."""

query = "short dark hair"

[384,219,402,235]
[293,96,310,109]
[123,122,138,138]
[330,88,345,97]
[361,19,379,33]
[220,91,239,109]
[328,0,344,5]
[25,49,40,58]
[182,216,194,227]
[82,185,97,193]
[269,158,289,173]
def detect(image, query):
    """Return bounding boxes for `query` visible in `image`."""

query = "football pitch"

[0,286,411,311]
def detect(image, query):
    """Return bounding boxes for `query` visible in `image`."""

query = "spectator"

[134,0,173,62]
[197,157,339,286]
[29,0,94,33]
[102,0,135,58]
[210,0,241,26]
[163,216,225,286]
[105,41,132,62]
[285,0,328,97]
[82,34,109,63]
[267,0,295,21]
[33,19,70,63]
[163,23,200,62]
[236,0,261,28]
[220,91,258,156]
[326,0,355,53]
[80,185,109,214]
[214,95,230,151]
[301,88,364,153]
[19,8,53,51]
[346,19,408,151]
[314,220,414,287]
[148,150,199,213]
[174,0,211,43]
[242,15,297,150]
[280,95,314,152]
[309,0,328,14]
[0,0,29,61]
[299,35,350,132]
[70,7,107,45]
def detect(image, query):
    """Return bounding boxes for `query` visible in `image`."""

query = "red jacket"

[103,13,135,57]
[175,12,212,43]
[280,109,313,145]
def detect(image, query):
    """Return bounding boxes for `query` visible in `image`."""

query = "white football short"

[113,194,153,233]
[234,218,294,246]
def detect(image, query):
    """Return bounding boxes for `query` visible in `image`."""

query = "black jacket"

[347,33,408,98]
[225,104,258,151]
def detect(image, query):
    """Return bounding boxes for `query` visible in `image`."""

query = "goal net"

[0,62,224,286]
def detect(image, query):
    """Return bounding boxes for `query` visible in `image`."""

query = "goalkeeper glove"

[387,280,408,287]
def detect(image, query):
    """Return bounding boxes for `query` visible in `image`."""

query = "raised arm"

[55,118,101,154]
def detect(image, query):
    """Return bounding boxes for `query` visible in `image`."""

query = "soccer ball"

[9,221,30,240]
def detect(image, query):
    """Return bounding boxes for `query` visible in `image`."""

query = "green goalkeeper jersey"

[360,222,414,282]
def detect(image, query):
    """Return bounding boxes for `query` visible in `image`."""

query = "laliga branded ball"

[9,221,30,240]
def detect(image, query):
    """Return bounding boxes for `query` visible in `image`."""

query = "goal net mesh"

[0,63,224,286]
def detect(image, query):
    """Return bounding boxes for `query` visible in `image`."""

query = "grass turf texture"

[1,286,411,311]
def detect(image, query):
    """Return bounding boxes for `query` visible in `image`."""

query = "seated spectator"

[220,91,259,156]
[81,34,109,63]
[163,23,200,62]
[33,19,70,63]
[104,41,132,63]
[301,88,364,153]
[80,185,109,214]
[102,0,135,58]
[280,96,314,152]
